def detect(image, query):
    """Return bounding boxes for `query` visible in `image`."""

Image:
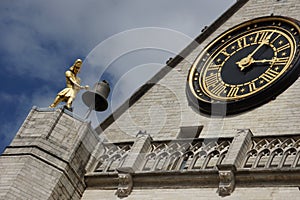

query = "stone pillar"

[115,131,152,197]
[0,107,99,200]
[117,131,152,173]
[217,129,253,196]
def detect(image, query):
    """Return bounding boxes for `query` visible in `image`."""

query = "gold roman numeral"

[270,34,281,44]
[237,37,248,49]
[258,31,268,42]
[210,82,226,96]
[205,73,218,88]
[249,82,257,92]
[277,43,290,52]
[221,49,230,57]
[253,32,260,43]
[207,64,221,71]
[227,87,239,97]
[261,69,279,82]
[274,57,289,65]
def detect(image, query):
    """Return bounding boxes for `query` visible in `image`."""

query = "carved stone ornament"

[218,170,235,197]
[116,173,133,198]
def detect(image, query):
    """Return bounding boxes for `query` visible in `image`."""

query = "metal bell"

[82,80,110,112]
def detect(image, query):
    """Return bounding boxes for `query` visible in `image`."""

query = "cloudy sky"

[0,0,235,153]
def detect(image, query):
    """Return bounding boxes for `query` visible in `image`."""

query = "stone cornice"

[85,168,300,189]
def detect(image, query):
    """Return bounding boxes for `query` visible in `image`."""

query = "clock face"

[187,16,300,115]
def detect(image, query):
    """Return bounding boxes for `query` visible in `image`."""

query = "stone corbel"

[217,164,236,197]
[116,169,133,198]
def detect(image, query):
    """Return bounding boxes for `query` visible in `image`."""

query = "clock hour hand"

[236,58,277,70]
[251,58,276,64]
[251,57,288,65]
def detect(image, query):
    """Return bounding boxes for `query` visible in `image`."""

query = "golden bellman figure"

[49,58,89,111]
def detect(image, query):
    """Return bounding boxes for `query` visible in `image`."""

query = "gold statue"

[49,59,89,110]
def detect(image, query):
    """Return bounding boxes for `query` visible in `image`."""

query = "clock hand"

[236,57,253,71]
[236,58,277,70]
[236,31,275,71]
[251,58,276,64]
[247,31,274,58]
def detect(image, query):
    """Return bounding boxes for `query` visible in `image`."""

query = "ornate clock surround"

[186,16,300,116]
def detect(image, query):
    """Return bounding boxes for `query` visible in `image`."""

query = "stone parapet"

[85,129,300,197]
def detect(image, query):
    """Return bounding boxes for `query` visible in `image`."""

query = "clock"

[186,16,300,116]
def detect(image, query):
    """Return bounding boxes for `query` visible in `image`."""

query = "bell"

[82,80,110,112]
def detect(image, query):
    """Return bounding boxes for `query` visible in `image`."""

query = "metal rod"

[84,105,94,119]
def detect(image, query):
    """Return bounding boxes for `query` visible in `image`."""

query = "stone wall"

[0,107,99,200]
[96,0,300,142]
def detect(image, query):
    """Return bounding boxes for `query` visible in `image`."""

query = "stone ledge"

[32,106,87,123]
[236,168,300,187]
[85,168,300,194]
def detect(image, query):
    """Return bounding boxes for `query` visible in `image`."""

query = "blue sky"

[0,0,235,153]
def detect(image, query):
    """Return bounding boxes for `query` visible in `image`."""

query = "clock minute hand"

[236,31,275,71]
[247,31,274,58]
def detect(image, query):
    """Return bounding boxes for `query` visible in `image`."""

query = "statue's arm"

[66,71,89,89]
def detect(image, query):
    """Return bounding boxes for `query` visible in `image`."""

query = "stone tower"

[1,0,300,199]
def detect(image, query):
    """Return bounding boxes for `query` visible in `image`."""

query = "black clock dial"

[187,16,300,115]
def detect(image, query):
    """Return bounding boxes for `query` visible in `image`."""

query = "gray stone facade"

[1,0,300,199]
[85,0,300,198]
[96,0,300,142]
